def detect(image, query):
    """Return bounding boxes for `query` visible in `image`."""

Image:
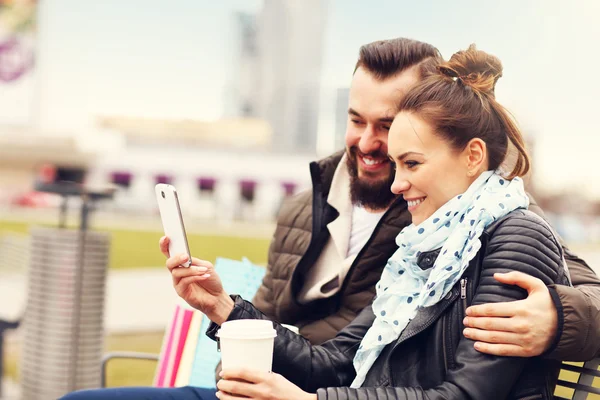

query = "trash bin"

[19,183,115,400]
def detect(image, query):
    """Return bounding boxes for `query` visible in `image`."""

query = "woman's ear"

[465,138,487,175]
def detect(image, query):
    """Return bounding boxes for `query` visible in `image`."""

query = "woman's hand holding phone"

[160,236,234,325]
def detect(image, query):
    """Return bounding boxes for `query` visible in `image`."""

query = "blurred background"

[0,0,599,397]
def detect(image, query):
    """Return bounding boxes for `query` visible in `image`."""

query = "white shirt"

[348,205,386,258]
[298,155,386,303]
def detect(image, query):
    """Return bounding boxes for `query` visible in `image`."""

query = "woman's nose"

[391,178,410,195]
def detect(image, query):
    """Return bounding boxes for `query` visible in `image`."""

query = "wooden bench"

[555,358,600,399]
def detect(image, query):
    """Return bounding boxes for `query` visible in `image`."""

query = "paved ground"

[0,379,19,400]
[0,266,183,333]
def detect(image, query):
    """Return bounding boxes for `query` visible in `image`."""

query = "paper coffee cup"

[281,324,300,334]
[217,319,277,372]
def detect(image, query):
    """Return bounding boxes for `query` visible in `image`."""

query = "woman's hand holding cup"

[160,236,234,325]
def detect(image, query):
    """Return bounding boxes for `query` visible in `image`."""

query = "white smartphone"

[155,184,192,267]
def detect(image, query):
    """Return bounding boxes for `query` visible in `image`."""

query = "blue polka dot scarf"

[350,170,529,388]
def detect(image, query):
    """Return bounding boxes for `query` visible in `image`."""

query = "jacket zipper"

[443,280,467,375]
[460,278,468,311]
[442,314,448,373]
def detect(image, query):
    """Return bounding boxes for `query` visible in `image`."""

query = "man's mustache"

[349,147,389,161]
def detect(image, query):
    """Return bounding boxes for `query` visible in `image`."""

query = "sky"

[1,0,599,197]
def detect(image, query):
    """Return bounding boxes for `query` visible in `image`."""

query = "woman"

[160,45,570,400]
[63,45,569,400]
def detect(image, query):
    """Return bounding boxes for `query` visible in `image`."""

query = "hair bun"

[438,44,503,95]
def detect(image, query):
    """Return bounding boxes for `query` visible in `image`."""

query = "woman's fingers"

[217,375,265,399]
[167,254,213,271]
[171,265,208,278]
[166,254,189,271]
[215,390,247,400]
[191,257,213,269]
[159,236,170,258]
[220,369,267,384]
[175,274,212,294]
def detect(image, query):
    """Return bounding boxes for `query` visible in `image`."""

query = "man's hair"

[354,38,442,80]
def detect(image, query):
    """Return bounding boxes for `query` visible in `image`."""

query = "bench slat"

[556,379,600,395]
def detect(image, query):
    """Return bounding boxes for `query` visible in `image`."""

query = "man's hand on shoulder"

[462,271,558,357]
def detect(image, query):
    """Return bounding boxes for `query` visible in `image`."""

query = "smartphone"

[155,184,192,267]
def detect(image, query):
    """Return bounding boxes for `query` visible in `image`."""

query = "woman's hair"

[397,44,530,179]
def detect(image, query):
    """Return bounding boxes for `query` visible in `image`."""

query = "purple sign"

[111,171,133,187]
[197,177,216,192]
[0,37,34,83]
[155,174,173,185]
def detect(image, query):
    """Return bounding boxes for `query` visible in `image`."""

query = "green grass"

[5,331,165,388]
[0,220,270,269]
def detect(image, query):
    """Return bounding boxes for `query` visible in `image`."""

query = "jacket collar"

[309,150,345,201]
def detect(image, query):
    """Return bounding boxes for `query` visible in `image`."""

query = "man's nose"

[357,125,382,154]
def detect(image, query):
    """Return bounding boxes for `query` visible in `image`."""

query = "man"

[251,37,600,360]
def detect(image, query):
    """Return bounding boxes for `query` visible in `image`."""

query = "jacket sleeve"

[527,198,600,360]
[546,246,600,360]
[298,305,359,345]
[252,191,312,320]
[317,212,566,400]
[207,296,373,392]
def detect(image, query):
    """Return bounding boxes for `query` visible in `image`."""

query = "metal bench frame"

[100,351,160,388]
[0,318,20,398]
[555,358,600,400]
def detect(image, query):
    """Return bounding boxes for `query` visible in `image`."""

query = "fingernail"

[463,317,469,326]
[465,308,472,316]
[463,328,471,337]
[180,254,188,262]
[215,392,221,399]
[192,266,208,273]
[474,342,482,350]
[219,371,224,377]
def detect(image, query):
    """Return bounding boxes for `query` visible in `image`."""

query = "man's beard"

[346,147,397,211]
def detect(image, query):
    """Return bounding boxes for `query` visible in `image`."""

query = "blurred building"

[230,11,259,118]
[89,116,313,221]
[97,116,272,149]
[231,0,328,154]
[0,117,314,223]
[334,88,350,150]
[0,126,93,207]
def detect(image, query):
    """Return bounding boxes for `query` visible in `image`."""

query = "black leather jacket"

[208,210,571,400]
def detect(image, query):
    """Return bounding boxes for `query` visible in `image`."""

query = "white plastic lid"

[217,319,277,340]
